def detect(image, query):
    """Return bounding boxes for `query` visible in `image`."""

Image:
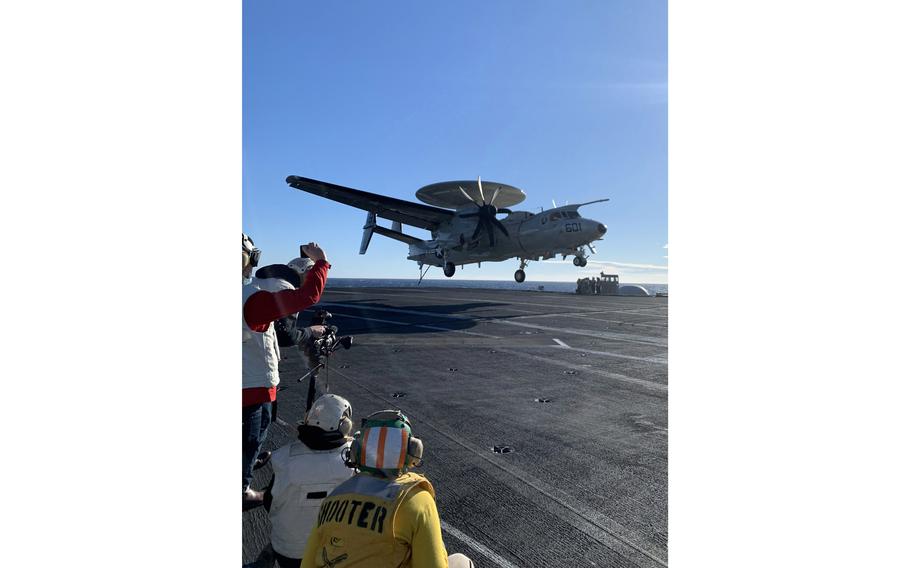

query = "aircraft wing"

[287,175,454,231]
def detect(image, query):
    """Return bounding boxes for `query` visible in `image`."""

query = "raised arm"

[243,259,331,331]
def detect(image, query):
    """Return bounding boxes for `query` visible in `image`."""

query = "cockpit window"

[566,211,580,219]
[549,212,562,221]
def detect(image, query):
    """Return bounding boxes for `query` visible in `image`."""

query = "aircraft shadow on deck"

[298,301,508,336]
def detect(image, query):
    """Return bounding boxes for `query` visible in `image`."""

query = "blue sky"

[243,1,667,283]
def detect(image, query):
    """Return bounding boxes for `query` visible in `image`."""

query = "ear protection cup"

[344,435,360,468]
[338,416,353,437]
[406,436,424,468]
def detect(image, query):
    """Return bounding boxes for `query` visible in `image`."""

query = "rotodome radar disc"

[416,181,526,209]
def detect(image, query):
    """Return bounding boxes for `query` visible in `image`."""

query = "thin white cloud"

[543,258,667,271]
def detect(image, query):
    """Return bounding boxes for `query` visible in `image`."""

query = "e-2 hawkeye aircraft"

[287,175,608,282]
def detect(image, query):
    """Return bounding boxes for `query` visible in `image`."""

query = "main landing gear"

[514,259,529,283]
[443,262,456,277]
[573,255,588,267]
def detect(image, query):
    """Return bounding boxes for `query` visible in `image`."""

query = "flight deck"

[243,286,668,568]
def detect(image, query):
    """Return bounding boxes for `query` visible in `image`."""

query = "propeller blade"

[458,212,480,218]
[477,176,485,204]
[458,185,481,206]
[552,199,557,208]
[490,186,501,207]
[471,219,483,241]
[482,218,496,246]
[492,218,510,237]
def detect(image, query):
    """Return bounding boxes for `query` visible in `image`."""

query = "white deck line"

[499,348,668,394]
[440,520,524,568]
[547,344,667,364]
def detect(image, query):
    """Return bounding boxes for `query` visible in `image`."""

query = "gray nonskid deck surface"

[243,287,667,568]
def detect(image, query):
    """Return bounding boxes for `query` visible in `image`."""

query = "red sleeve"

[243,260,331,331]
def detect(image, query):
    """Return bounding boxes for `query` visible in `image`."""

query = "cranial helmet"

[254,264,301,289]
[345,410,424,477]
[288,256,315,279]
[303,394,353,436]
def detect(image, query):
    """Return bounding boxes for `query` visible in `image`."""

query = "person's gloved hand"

[301,242,328,263]
[297,325,327,349]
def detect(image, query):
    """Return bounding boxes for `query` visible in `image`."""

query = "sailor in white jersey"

[264,394,356,568]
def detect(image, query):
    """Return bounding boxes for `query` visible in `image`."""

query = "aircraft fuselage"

[409,207,607,267]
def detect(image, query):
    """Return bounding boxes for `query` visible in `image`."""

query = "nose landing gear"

[514,258,529,282]
[572,246,589,267]
[443,262,456,277]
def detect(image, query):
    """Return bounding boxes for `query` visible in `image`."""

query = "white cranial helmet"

[304,394,353,436]
[288,256,315,278]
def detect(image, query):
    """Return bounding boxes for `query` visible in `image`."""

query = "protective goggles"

[243,234,261,267]
[248,247,261,267]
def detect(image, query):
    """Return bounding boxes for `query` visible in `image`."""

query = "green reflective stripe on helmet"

[362,418,411,432]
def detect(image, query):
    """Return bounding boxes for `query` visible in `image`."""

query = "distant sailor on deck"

[299,410,474,568]
[242,233,332,510]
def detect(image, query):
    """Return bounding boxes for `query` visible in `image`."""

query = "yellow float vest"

[311,472,434,567]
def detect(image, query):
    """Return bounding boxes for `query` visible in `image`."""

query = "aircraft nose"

[597,224,607,235]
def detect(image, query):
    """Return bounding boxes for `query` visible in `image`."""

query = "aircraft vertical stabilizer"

[360,211,376,254]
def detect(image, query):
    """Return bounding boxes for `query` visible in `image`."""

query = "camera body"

[301,310,353,369]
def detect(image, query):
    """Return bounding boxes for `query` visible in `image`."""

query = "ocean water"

[327,277,668,296]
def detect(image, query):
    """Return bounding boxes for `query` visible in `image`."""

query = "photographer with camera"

[242,234,331,510]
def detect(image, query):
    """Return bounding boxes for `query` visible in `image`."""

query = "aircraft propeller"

[457,177,512,246]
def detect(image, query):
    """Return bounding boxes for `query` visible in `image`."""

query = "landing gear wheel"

[514,269,526,283]
[443,262,456,277]
[573,256,582,266]
[578,257,587,267]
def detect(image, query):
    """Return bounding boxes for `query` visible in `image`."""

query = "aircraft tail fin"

[360,212,377,254]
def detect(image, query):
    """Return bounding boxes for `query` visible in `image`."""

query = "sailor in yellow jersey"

[300,410,473,568]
